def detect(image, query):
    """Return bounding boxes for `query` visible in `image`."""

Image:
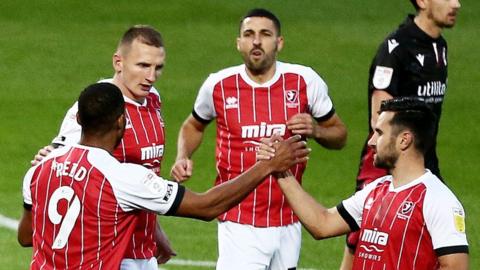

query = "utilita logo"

[417,81,446,97]
[241,122,286,138]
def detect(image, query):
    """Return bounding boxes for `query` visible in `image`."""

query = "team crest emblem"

[397,201,414,220]
[285,90,298,108]
[225,96,238,109]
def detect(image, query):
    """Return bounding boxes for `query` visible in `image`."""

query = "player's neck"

[80,133,117,154]
[390,155,426,188]
[414,14,442,39]
[245,64,276,84]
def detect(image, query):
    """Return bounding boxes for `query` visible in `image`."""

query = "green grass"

[1,0,478,269]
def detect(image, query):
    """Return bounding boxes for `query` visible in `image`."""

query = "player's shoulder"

[277,61,317,76]
[422,172,460,200]
[86,147,151,181]
[203,64,244,85]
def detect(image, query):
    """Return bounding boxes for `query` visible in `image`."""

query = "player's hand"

[155,225,177,264]
[267,134,310,173]
[286,113,317,137]
[256,137,279,161]
[170,158,193,183]
[30,145,55,166]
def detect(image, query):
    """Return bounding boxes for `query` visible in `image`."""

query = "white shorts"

[216,221,301,270]
[120,257,157,270]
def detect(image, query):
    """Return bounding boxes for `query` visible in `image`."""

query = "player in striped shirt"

[170,8,347,270]
[29,25,174,269]
[262,98,468,269]
[18,83,309,270]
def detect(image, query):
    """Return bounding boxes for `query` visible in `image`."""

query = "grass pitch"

[0,1,478,269]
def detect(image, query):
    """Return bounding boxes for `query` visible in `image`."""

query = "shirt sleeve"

[22,166,37,206]
[423,185,469,255]
[110,164,185,215]
[337,178,384,231]
[88,149,186,216]
[51,102,81,146]
[369,39,402,96]
[306,68,334,121]
[192,74,217,123]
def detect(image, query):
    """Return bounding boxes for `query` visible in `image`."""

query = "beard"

[373,140,398,170]
[242,47,277,75]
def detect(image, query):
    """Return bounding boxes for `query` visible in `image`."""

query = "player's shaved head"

[117,25,164,55]
[77,82,125,135]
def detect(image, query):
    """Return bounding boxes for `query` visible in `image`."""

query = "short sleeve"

[423,186,469,255]
[306,68,334,121]
[369,39,402,96]
[88,149,186,216]
[22,166,37,206]
[51,102,81,146]
[338,178,384,231]
[193,74,217,122]
[110,164,185,215]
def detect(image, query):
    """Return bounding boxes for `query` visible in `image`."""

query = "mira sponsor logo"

[241,122,286,138]
[361,228,389,246]
[141,144,164,160]
[417,81,446,97]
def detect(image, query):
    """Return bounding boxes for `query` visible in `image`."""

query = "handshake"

[256,134,310,175]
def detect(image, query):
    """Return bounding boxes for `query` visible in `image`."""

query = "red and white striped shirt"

[193,62,334,227]
[22,144,184,270]
[339,171,468,269]
[52,80,165,259]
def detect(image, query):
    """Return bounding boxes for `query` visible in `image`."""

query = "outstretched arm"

[170,115,208,182]
[174,135,309,221]
[277,172,350,239]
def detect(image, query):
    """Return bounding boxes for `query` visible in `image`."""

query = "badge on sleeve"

[372,66,394,89]
[453,207,465,233]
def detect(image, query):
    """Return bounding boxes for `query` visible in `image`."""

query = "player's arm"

[154,220,176,264]
[17,207,33,247]
[276,171,350,239]
[370,90,393,130]
[438,253,468,270]
[170,114,208,182]
[174,135,309,221]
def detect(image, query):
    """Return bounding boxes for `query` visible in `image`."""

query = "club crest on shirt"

[285,90,299,108]
[372,66,393,89]
[225,96,238,109]
[453,207,465,233]
[397,201,415,220]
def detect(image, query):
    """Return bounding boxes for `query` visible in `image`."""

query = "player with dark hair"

[344,0,461,267]
[170,7,347,270]
[18,83,308,270]
[30,25,174,269]
[259,97,469,269]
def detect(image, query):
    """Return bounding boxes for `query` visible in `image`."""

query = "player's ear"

[276,36,284,53]
[76,112,82,126]
[399,131,413,151]
[113,51,123,73]
[236,37,241,52]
